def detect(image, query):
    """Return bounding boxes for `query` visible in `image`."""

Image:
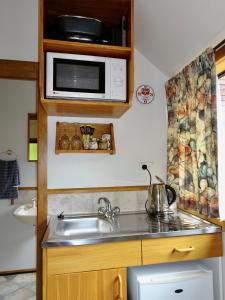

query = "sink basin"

[13,203,37,225]
[55,217,113,236]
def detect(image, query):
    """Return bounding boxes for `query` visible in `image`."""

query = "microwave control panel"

[110,58,127,101]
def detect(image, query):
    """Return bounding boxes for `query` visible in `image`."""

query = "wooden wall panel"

[47,185,148,194]
[36,100,48,300]
[0,60,38,80]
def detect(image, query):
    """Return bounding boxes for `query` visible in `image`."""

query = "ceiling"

[135,0,225,77]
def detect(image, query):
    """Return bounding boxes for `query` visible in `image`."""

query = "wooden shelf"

[39,0,134,118]
[41,98,130,118]
[55,149,113,154]
[43,39,132,58]
[55,122,116,155]
[44,0,132,35]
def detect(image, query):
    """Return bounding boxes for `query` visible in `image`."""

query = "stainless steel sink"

[42,211,221,248]
[55,217,113,236]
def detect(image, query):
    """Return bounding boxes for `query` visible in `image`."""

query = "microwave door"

[49,58,110,100]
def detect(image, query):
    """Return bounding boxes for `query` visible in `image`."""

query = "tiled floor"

[0,273,36,300]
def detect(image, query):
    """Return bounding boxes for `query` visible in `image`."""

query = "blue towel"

[0,159,20,199]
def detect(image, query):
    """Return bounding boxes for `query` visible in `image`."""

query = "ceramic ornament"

[136,84,155,104]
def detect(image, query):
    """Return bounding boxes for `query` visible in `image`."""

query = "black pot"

[57,15,103,38]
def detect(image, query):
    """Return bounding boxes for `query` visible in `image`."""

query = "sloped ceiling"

[135,0,225,77]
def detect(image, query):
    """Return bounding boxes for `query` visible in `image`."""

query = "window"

[28,113,37,161]
[216,45,225,219]
[218,74,225,104]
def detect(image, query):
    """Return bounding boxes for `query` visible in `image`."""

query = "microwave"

[46,52,127,102]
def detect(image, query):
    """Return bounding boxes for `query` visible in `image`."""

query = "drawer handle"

[116,274,123,300]
[174,246,195,253]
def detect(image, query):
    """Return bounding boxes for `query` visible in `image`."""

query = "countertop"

[42,210,221,248]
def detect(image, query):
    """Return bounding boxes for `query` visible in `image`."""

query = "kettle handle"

[165,185,176,206]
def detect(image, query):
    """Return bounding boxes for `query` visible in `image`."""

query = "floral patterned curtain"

[165,48,219,218]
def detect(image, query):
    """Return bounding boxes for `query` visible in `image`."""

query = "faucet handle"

[112,206,120,216]
[98,207,106,216]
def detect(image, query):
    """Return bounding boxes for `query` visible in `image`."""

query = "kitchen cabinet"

[42,234,222,300]
[39,0,134,118]
[47,268,126,300]
[43,240,140,300]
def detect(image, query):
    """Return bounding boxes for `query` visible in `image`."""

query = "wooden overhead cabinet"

[39,0,134,118]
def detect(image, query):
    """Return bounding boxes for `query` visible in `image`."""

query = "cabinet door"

[47,268,127,300]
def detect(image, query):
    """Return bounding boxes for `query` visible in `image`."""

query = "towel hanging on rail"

[0,159,20,199]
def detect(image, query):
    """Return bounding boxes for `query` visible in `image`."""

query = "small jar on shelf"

[89,138,98,150]
[71,129,83,150]
[98,139,108,150]
[59,131,70,150]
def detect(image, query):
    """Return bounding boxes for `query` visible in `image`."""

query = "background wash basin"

[13,203,37,225]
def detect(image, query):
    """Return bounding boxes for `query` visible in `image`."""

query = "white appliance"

[46,52,127,102]
[128,262,214,300]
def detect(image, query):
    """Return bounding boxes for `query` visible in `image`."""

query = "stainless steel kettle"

[145,183,176,215]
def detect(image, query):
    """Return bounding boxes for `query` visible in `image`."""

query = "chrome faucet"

[98,197,120,219]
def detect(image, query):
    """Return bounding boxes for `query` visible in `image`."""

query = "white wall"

[0,191,36,272]
[135,0,225,76]
[48,49,168,188]
[0,0,38,61]
[0,79,37,186]
[0,79,37,272]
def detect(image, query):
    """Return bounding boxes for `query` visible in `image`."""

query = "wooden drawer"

[46,240,141,275]
[142,233,222,265]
